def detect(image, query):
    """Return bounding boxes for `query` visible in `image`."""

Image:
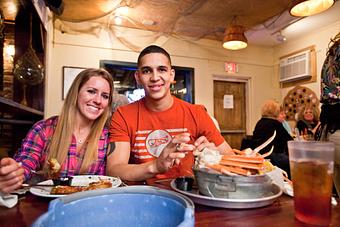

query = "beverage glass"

[334,150,340,197]
[329,131,340,197]
[288,141,335,226]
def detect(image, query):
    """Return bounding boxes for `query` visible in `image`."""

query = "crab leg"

[206,164,251,176]
[219,159,263,170]
[232,149,244,155]
[232,148,254,156]
[260,146,274,158]
[222,155,264,164]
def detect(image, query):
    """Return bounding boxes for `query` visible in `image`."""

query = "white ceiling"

[281,0,340,44]
[249,0,340,47]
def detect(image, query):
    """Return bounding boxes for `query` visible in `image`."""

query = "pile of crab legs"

[194,131,290,181]
[195,146,274,176]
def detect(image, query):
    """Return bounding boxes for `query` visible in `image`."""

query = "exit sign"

[225,62,238,73]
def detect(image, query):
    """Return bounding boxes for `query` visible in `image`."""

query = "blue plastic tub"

[32,186,195,227]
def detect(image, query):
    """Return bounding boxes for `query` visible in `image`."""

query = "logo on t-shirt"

[146,130,172,157]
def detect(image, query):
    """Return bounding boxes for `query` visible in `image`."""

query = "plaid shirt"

[14,116,109,181]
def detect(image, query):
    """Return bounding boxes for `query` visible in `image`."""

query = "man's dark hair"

[137,45,172,67]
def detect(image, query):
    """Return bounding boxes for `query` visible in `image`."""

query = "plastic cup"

[288,141,335,226]
[334,146,340,197]
[329,132,340,197]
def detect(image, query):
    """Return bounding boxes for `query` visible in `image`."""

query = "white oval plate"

[170,179,282,209]
[30,175,122,198]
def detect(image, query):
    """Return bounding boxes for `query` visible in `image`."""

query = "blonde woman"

[252,100,293,177]
[0,68,114,193]
[296,106,320,139]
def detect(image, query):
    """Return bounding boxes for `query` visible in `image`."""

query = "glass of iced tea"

[288,141,335,226]
[334,149,340,197]
[329,132,340,197]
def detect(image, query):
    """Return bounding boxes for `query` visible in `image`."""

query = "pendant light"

[13,13,44,105]
[290,0,334,17]
[222,16,247,50]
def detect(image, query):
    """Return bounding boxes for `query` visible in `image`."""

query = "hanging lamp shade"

[290,0,334,17]
[222,25,248,50]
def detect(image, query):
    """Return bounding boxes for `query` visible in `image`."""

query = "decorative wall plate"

[282,85,319,121]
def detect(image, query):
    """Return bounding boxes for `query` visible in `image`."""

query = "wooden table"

[1,182,339,227]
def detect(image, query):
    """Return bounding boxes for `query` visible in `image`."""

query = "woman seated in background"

[252,100,293,177]
[296,106,320,140]
[0,68,114,193]
[277,106,293,135]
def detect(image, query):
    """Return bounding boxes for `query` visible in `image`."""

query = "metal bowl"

[193,167,274,199]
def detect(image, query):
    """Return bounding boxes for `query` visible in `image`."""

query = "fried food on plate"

[47,158,61,179]
[50,180,113,195]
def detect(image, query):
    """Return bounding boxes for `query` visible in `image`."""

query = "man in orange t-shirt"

[107,45,233,181]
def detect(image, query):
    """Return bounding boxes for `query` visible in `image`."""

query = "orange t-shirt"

[110,97,224,179]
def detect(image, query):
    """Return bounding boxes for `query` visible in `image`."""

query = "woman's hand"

[155,133,195,173]
[0,158,25,194]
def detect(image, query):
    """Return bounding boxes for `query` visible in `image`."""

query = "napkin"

[0,192,18,208]
[266,167,285,189]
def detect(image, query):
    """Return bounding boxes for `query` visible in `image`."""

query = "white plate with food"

[29,175,122,198]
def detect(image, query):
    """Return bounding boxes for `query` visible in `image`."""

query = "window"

[100,60,194,103]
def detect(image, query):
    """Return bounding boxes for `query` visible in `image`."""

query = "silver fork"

[30,169,45,176]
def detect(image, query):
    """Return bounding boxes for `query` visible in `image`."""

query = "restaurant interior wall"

[46,25,277,134]
[273,20,340,108]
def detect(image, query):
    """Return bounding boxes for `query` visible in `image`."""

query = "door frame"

[212,74,252,135]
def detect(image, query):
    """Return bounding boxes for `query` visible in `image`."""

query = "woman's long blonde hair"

[45,68,114,173]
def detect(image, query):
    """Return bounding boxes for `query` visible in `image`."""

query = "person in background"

[318,32,340,197]
[0,68,114,193]
[112,93,129,113]
[107,45,233,182]
[199,105,221,132]
[296,105,320,140]
[277,106,292,135]
[252,100,293,177]
[208,114,221,132]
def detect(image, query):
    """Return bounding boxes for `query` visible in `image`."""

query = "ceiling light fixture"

[142,19,156,26]
[114,16,123,25]
[290,0,334,17]
[222,24,248,50]
[5,44,15,57]
[276,31,287,43]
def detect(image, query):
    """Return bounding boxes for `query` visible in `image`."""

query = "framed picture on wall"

[62,66,86,100]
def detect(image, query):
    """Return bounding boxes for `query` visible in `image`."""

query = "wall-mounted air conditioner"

[279,50,312,83]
